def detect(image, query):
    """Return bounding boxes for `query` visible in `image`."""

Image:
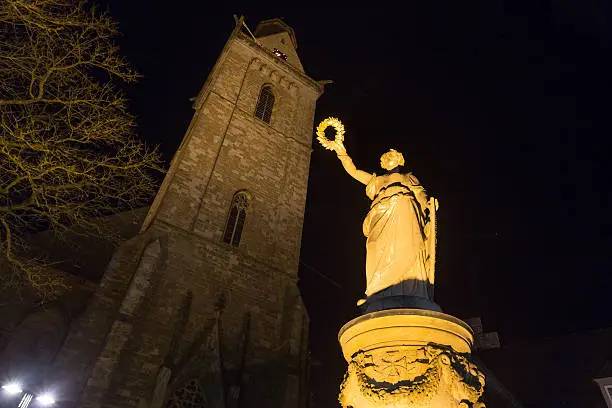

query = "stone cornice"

[234,31,324,96]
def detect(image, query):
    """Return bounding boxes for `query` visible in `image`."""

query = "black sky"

[101,1,612,405]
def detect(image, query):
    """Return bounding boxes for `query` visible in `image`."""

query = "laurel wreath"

[316,117,345,151]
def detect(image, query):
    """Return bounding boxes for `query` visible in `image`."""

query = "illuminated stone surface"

[338,309,485,408]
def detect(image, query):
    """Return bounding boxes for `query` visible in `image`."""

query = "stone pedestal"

[338,309,486,408]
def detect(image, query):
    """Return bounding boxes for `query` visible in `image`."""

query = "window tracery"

[255,85,274,123]
[223,191,250,246]
[165,379,206,408]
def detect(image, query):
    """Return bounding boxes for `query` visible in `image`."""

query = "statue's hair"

[380,149,405,170]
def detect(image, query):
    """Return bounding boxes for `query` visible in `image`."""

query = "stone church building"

[0,18,324,408]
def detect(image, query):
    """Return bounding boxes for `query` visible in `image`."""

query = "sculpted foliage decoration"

[339,344,485,408]
[316,117,345,151]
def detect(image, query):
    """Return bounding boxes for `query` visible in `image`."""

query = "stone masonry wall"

[153,35,319,275]
[95,224,308,408]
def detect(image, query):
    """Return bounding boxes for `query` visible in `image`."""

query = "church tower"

[49,18,323,408]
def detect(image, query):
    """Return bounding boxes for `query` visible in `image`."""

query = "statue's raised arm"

[316,117,373,185]
[334,144,373,185]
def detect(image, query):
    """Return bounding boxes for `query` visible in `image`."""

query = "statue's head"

[380,149,405,171]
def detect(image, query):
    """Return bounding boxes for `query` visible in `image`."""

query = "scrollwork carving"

[339,344,485,408]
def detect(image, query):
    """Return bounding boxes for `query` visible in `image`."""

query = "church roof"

[254,18,298,49]
[24,207,149,282]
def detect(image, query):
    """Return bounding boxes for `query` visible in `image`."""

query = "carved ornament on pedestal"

[338,309,485,408]
[339,344,485,408]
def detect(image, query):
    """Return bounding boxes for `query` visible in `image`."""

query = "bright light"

[36,393,55,406]
[2,382,23,395]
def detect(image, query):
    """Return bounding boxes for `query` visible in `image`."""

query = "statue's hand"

[333,141,347,156]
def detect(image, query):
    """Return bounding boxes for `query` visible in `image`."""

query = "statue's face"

[381,156,398,170]
[380,150,404,171]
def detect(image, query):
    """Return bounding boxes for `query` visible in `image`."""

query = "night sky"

[101,1,612,405]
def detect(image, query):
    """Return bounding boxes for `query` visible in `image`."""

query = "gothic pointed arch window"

[254,84,275,123]
[223,190,250,247]
[165,379,206,408]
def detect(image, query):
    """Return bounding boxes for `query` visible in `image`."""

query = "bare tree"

[0,0,163,297]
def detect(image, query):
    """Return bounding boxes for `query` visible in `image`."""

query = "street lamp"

[2,383,55,407]
[35,394,55,406]
[2,383,23,395]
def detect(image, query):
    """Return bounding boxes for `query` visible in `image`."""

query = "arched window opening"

[223,191,250,247]
[254,85,274,123]
[165,379,206,408]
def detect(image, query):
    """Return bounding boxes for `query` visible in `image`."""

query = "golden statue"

[317,118,438,304]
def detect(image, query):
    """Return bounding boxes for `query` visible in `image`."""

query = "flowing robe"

[362,172,430,297]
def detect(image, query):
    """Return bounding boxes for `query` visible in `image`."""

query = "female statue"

[330,142,437,302]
